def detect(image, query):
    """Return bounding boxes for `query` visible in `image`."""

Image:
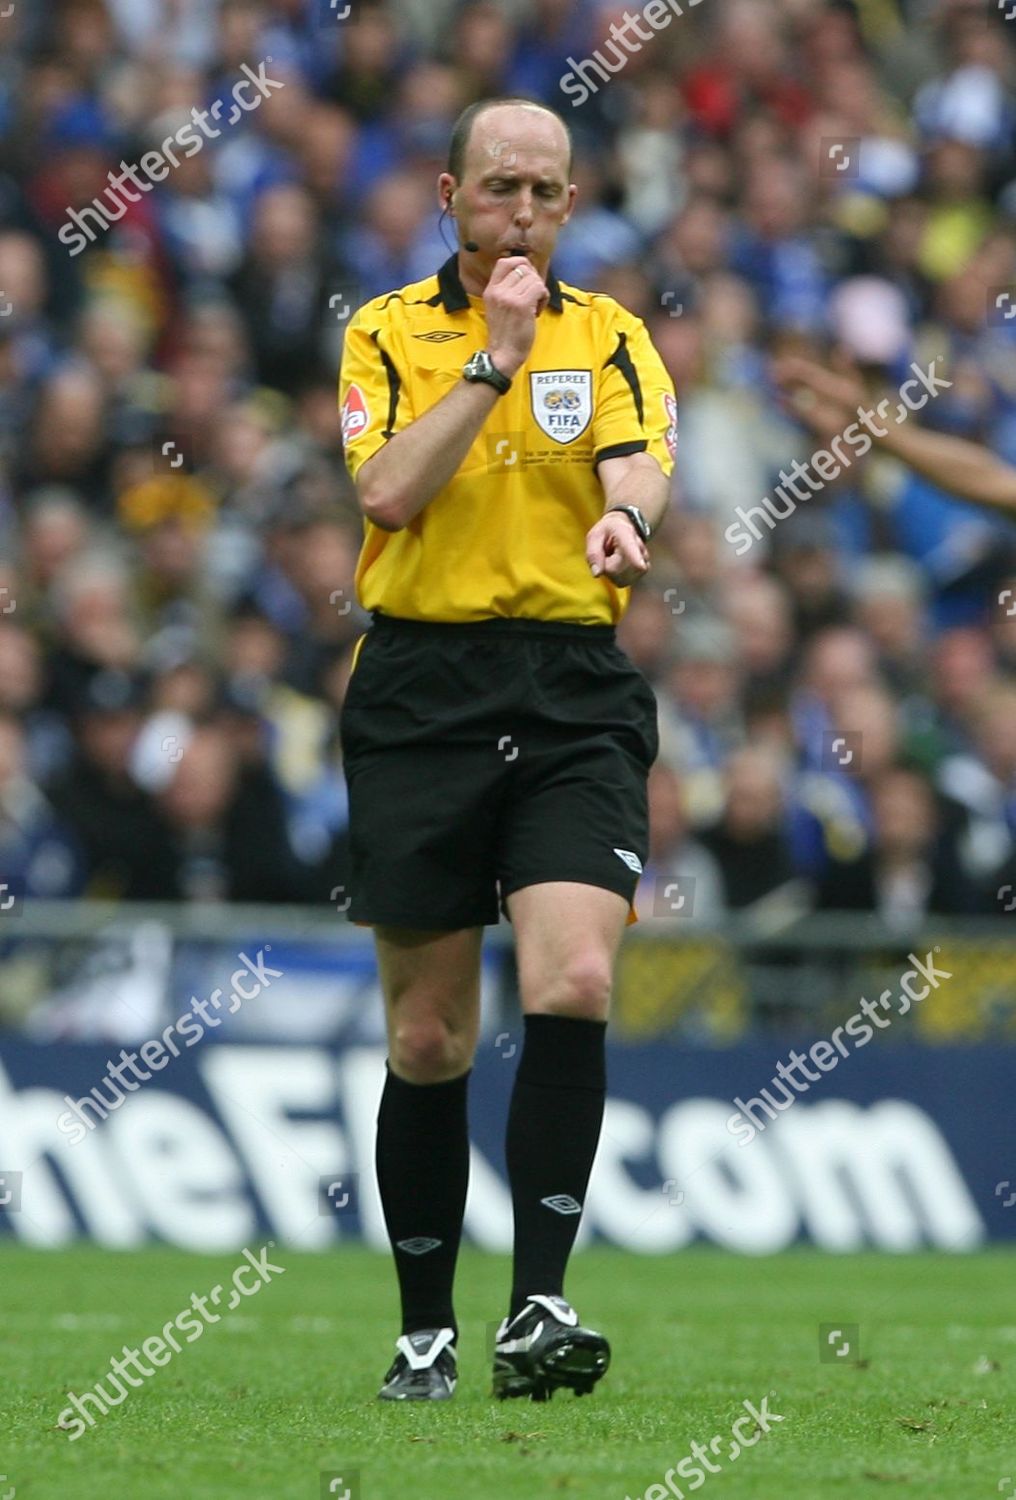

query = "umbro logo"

[613,848,643,874]
[413,330,466,342]
[540,1195,582,1215]
[397,1237,443,1255]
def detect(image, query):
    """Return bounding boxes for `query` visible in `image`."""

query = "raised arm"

[344,256,549,532]
[774,354,1016,516]
[875,419,1016,515]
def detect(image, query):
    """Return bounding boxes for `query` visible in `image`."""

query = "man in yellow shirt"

[338,96,676,1403]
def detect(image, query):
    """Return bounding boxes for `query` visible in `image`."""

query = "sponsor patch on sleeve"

[664,393,678,460]
[341,383,371,445]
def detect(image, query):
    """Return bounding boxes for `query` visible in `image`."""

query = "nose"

[513,190,534,229]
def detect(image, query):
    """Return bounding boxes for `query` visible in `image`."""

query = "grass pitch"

[3,1245,1013,1499]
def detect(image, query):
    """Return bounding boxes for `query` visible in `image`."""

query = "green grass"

[3,1245,1014,1499]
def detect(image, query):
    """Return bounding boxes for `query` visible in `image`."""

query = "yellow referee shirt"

[339,255,677,626]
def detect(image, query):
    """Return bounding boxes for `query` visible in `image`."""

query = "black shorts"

[339,612,659,929]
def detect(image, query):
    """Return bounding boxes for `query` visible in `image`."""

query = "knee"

[532,954,612,1021]
[390,1014,475,1083]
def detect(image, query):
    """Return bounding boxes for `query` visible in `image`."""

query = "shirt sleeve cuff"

[594,439,649,466]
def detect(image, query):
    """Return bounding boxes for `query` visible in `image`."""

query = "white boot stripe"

[395,1327,456,1371]
[526,1295,578,1326]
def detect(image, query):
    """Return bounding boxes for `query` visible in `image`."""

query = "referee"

[338,97,676,1402]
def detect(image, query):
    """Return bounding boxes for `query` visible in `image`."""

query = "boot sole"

[493,1330,610,1401]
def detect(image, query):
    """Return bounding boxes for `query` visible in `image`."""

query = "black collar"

[436,253,563,314]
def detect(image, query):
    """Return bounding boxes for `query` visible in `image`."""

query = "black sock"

[505,1014,607,1320]
[375,1064,470,1339]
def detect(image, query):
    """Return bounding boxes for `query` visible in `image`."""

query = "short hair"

[446,97,573,182]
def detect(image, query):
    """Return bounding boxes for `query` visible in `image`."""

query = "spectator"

[699,746,799,910]
[851,556,928,700]
[47,668,176,899]
[635,762,726,925]
[683,0,813,140]
[230,183,340,390]
[0,622,71,782]
[46,552,142,719]
[278,517,363,694]
[722,571,795,696]
[0,0,1011,934]
[0,231,57,389]
[156,720,311,902]
[925,626,998,758]
[728,155,828,332]
[772,517,852,640]
[552,155,643,285]
[451,2,515,102]
[327,4,405,124]
[17,364,110,509]
[0,711,77,901]
[341,167,438,298]
[657,617,744,776]
[616,587,675,684]
[818,763,977,925]
[939,684,1016,884]
[18,490,93,621]
[117,471,222,655]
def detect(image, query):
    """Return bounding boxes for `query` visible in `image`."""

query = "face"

[873,773,935,859]
[254,186,317,267]
[81,711,139,776]
[139,518,201,582]
[831,688,899,777]
[33,372,104,475]
[725,753,783,837]
[0,234,46,318]
[674,516,719,586]
[671,658,738,719]
[932,629,994,712]
[780,545,838,607]
[151,664,218,718]
[726,585,792,675]
[161,731,237,828]
[857,592,921,656]
[226,618,285,679]
[439,105,576,273]
[293,523,358,607]
[805,629,876,706]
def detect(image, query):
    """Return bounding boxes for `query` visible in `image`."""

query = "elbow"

[358,483,407,533]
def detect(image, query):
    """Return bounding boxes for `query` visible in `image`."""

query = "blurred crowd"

[1,0,1015,927]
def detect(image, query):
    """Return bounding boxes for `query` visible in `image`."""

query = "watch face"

[464,352,510,392]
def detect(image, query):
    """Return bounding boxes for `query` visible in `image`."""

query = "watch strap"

[608,505,652,542]
[464,351,512,395]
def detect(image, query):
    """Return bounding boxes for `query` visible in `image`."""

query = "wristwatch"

[463,350,512,395]
[608,505,652,542]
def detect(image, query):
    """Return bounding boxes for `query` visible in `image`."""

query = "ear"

[437,172,457,214]
[559,182,578,229]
